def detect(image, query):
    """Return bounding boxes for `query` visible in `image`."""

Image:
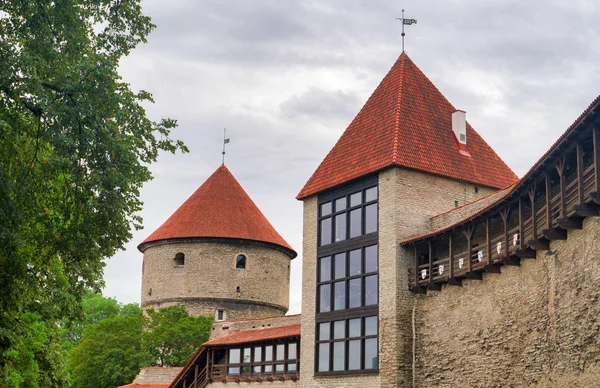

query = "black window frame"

[315,175,379,376]
[222,339,300,377]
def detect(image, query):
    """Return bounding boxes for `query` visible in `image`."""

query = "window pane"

[287,363,297,372]
[229,348,240,363]
[350,209,362,238]
[236,254,246,269]
[348,340,361,370]
[320,218,331,246]
[335,197,346,212]
[265,345,273,362]
[288,343,297,360]
[349,278,362,308]
[365,186,378,202]
[365,275,378,305]
[253,347,262,362]
[365,245,378,272]
[334,213,346,242]
[365,204,377,234]
[334,281,345,310]
[319,284,331,312]
[334,253,346,279]
[228,367,240,375]
[319,256,331,282]
[243,348,251,363]
[264,365,273,373]
[319,322,330,341]
[321,202,332,216]
[318,343,330,372]
[365,316,378,336]
[253,366,261,374]
[349,249,361,275]
[242,365,250,375]
[276,344,285,361]
[275,364,284,373]
[364,338,378,369]
[333,342,345,371]
[333,320,345,339]
[350,192,362,207]
[349,318,361,337]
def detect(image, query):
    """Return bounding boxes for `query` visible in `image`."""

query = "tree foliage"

[66,296,212,388]
[69,302,145,388]
[0,1,187,386]
[144,305,213,367]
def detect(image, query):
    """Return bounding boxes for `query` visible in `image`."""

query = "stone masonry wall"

[414,215,600,387]
[142,240,291,321]
[207,379,298,387]
[395,168,495,240]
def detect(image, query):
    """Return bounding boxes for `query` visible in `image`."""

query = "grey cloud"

[280,87,362,121]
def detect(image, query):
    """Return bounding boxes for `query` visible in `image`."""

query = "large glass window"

[318,185,378,247]
[225,342,299,376]
[316,179,378,376]
[317,245,378,312]
[316,316,379,373]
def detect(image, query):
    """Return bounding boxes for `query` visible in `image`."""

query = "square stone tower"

[296,52,517,387]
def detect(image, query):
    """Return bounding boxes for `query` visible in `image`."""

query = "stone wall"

[132,366,183,384]
[207,379,298,387]
[142,240,291,321]
[414,215,600,387]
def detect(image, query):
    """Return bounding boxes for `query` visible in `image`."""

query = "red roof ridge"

[297,52,518,199]
[139,165,296,257]
[205,324,301,346]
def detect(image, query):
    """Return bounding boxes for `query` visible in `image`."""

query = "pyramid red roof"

[139,165,295,256]
[297,52,518,199]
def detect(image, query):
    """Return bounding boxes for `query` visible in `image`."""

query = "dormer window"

[452,110,470,156]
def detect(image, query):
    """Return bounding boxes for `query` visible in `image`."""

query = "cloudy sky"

[103,0,600,314]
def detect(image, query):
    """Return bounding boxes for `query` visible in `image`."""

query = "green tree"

[143,305,213,367]
[0,1,187,386]
[69,306,145,388]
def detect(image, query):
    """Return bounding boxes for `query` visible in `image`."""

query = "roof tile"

[297,52,518,199]
[140,165,295,256]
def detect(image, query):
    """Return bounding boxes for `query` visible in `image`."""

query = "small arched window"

[236,254,246,269]
[174,252,185,266]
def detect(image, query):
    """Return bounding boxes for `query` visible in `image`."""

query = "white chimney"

[452,110,467,145]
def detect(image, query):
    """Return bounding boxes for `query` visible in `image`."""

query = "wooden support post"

[194,365,199,388]
[544,172,567,240]
[529,184,537,237]
[463,225,482,280]
[428,241,433,285]
[591,126,600,204]
[447,234,461,286]
[486,217,491,265]
[426,241,441,291]
[545,172,552,230]
[556,157,566,219]
[577,142,585,204]
[518,198,524,250]
[412,245,426,294]
[594,127,600,194]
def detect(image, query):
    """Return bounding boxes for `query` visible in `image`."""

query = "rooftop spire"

[396,9,417,52]
[222,128,230,165]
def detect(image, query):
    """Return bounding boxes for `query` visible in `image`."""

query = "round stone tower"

[138,165,296,321]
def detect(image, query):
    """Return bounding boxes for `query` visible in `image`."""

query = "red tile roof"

[139,165,296,256]
[297,52,518,199]
[118,384,169,388]
[400,94,600,245]
[205,324,301,346]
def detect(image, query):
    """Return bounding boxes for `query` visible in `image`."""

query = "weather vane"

[222,128,230,165]
[396,9,417,52]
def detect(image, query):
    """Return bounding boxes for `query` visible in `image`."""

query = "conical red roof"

[297,52,518,199]
[140,165,295,256]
